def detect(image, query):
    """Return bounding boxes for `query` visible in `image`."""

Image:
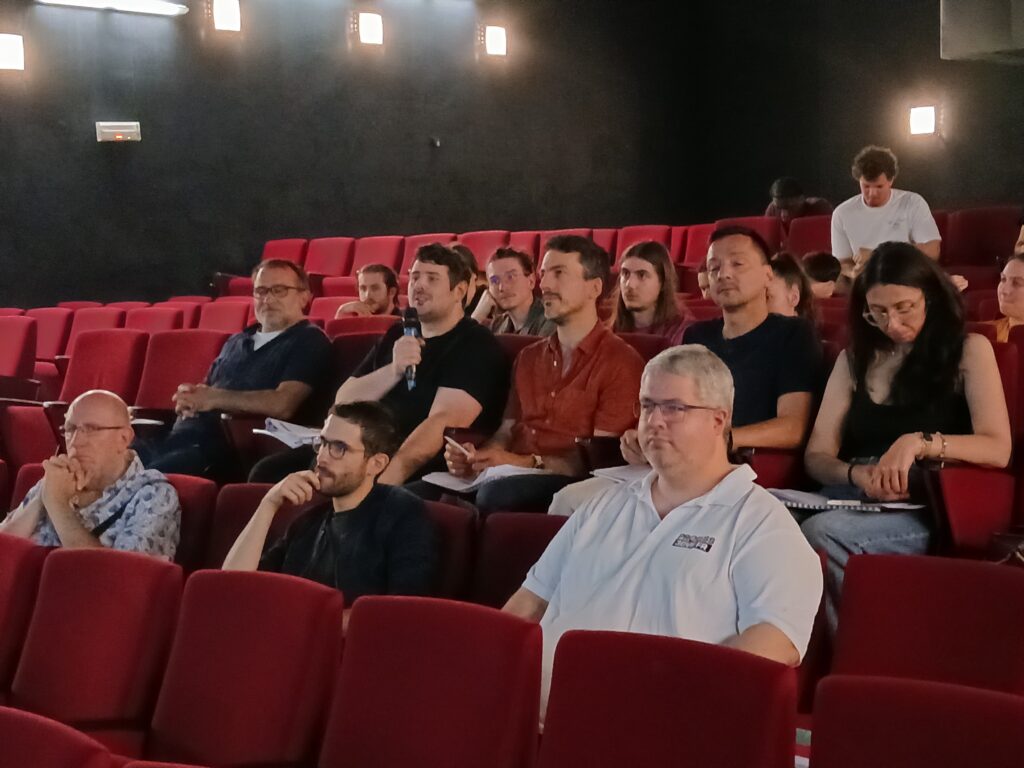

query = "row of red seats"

[2,544,1023,768]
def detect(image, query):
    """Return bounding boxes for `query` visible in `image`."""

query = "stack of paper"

[422,465,553,492]
[252,418,320,448]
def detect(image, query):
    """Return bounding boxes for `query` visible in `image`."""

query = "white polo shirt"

[523,464,822,712]
[830,188,941,261]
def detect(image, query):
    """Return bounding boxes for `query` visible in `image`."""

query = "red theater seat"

[220,276,253,297]
[715,215,783,252]
[57,330,149,404]
[166,296,212,304]
[133,330,229,412]
[260,238,308,265]
[152,302,201,328]
[831,555,1024,694]
[319,596,541,768]
[0,308,24,316]
[304,237,355,276]
[616,225,671,264]
[332,331,385,385]
[508,231,540,260]
[125,308,184,334]
[668,225,689,263]
[495,333,540,363]
[811,676,1024,768]
[9,550,182,753]
[321,276,358,296]
[786,214,832,255]
[57,301,103,310]
[0,406,57,479]
[0,535,49,696]
[198,301,249,334]
[309,297,352,324]
[401,233,456,274]
[64,308,126,356]
[350,235,404,274]
[0,316,37,385]
[0,706,110,768]
[538,631,795,768]
[203,483,283,569]
[106,302,151,311]
[616,332,669,361]
[591,228,618,260]
[683,222,715,266]
[457,230,511,268]
[424,501,474,599]
[325,314,399,337]
[26,307,73,361]
[164,474,218,574]
[945,205,1021,266]
[470,512,567,608]
[140,571,343,767]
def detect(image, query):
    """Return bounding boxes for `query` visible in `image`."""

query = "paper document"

[422,465,553,492]
[252,418,320,448]
[592,464,652,484]
[769,488,924,512]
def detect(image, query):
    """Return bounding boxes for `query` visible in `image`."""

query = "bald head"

[67,390,131,426]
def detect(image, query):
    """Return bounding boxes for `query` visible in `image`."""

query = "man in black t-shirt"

[223,401,437,604]
[248,243,509,484]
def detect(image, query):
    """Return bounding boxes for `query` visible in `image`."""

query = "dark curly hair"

[851,145,898,181]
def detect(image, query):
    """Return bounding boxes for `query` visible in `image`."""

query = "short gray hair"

[643,344,734,417]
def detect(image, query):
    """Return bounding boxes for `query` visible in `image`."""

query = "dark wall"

[0,0,688,305]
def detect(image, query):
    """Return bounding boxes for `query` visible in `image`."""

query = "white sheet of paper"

[422,464,553,492]
[253,418,320,449]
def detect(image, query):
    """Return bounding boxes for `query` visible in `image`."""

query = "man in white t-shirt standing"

[503,344,822,712]
[831,145,942,277]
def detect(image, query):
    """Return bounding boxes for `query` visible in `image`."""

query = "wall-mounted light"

[483,25,507,56]
[36,0,189,17]
[909,105,937,136]
[0,34,25,71]
[212,0,240,32]
[354,12,383,45]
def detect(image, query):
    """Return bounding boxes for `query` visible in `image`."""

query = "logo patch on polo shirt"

[672,534,715,553]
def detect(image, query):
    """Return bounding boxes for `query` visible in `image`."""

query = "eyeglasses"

[634,399,720,422]
[312,435,365,460]
[488,270,525,287]
[60,424,125,440]
[253,285,304,299]
[862,296,925,327]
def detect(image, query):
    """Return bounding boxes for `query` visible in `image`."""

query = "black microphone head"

[402,307,419,325]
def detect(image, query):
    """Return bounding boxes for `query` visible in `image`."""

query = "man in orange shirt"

[445,235,645,512]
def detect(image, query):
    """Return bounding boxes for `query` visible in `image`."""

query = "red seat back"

[811,676,1024,768]
[148,571,343,766]
[683,222,715,266]
[324,315,399,337]
[261,238,308,265]
[615,225,671,265]
[332,332,385,385]
[470,512,567,608]
[0,705,110,768]
[591,228,618,261]
[946,206,1022,266]
[305,237,355,276]
[58,330,149,403]
[165,474,218,574]
[424,501,474,599]
[25,308,73,361]
[456,230,511,268]
[401,233,457,274]
[833,555,1024,693]
[319,596,540,768]
[0,308,25,316]
[134,330,229,410]
[0,317,37,379]
[320,276,358,296]
[65,308,126,356]
[308,296,351,324]
[106,301,150,311]
[0,535,49,693]
[786,214,833,255]
[715,215,783,253]
[507,231,540,260]
[11,463,44,508]
[11,549,182,728]
[203,483,284,568]
[153,301,201,328]
[615,332,668,362]
[495,333,541,363]
[198,301,250,333]
[668,225,689,263]
[167,295,212,304]
[57,301,103,310]
[351,236,404,273]
[0,407,57,472]
[539,631,795,768]
[125,308,184,333]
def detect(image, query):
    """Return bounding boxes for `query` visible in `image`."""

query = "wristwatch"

[531,454,545,469]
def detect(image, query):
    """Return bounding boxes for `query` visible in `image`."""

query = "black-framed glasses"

[862,296,925,327]
[253,285,304,299]
[634,399,720,422]
[312,435,366,460]
[60,424,125,440]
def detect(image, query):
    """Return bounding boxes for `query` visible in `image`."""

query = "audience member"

[504,345,822,713]
[767,252,816,323]
[249,244,509,485]
[334,264,401,318]
[1,390,181,559]
[136,260,332,478]
[612,240,688,344]
[696,261,711,298]
[803,242,1011,630]
[830,146,942,275]
[224,402,437,600]
[991,252,1024,342]
[548,225,822,516]
[764,176,833,227]
[1016,208,1024,256]
[802,251,843,299]
[451,243,489,315]
[443,235,644,512]
[471,247,554,336]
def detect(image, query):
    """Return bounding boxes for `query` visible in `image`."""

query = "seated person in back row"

[549,225,823,515]
[1,390,181,559]
[504,345,822,715]
[802,251,843,299]
[224,401,437,601]
[764,176,833,228]
[471,247,555,336]
[249,244,509,484]
[443,235,645,513]
[135,259,333,478]
[334,263,401,317]
[612,240,688,345]
[990,251,1024,342]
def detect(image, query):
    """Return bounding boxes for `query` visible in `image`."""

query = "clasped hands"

[850,432,926,502]
[173,383,218,418]
[41,454,92,511]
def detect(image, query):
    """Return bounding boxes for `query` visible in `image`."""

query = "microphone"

[402,307,421,391]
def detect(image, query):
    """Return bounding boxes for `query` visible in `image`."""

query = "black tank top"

[839,381,973,461]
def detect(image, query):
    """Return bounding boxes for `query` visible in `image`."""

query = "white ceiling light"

[484,25,507,56]
[909,105,937,135]
[0,34,25,71]
[212,0,241,31]
[36,0,189,17]
[357,12,383,45]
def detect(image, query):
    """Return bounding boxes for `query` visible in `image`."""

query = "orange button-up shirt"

[508,322,645,456]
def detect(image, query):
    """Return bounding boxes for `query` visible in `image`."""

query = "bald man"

[0,390,181,559]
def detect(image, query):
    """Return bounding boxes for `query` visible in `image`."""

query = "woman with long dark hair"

[802,241,1011,629]
[612,241,688,344]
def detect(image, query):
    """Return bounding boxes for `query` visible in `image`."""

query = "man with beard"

[334,263,401,317]
[472,247,554,336]
[1,390,181,559]
[443,235,644,512]
[223,401,438,600]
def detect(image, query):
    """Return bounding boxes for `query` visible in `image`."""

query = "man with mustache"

[471,247,554,336]
[223,401,437,600]
[444,235,644,512]
[504,345,822,715]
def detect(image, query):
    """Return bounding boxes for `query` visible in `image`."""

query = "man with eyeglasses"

[503,345,822,716]
[223,401,437,603]
[135,259,333,478]
[1,390,181,559]
[470,247,554,336]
